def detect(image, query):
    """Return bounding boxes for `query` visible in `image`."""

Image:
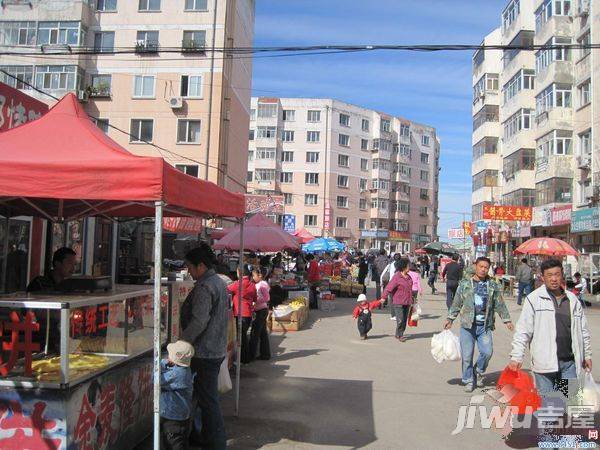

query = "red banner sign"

[462,221,472,235]
[0,82,48,132]
[245,194,285,215]
[551,205,572,226]
[482,205,532,222]
[389,231,410,241]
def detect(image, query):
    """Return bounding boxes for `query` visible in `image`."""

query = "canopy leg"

[235,219,244,416]
[153,201,163,450]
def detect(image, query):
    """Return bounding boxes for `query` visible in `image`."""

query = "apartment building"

[0,0,255,193]
[247,98,440,252]
[471,0,600,254]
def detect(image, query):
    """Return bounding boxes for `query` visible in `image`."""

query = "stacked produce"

[32,353,110,381]
[289,296,307,310]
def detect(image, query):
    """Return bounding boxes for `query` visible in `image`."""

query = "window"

[399,164,412,178]
[372,179,390,190]
[1,65,33,89]
[257,126,277,138]
[336,217,347,228]
[94,118,109,133]
[361,139,369,150]
[337,175,349,188]
[284,193,293,205]
[35,65,79,90]
[130,119,153,142]
[420,170,429,181]
[175,164,199,177]
[338,154,350,167]
[503,148,535,178]
[306,152,319,163]
[280,172,293,183]
[339,113,350,127]
[362,119,369,132]
[421,135,430,146]
[371,199,388,210]
[473,73,499,100]
[255,169,276,182]
[0,21,36,46]
[380,118,391,133]
[420,188,429,200]
[535,178,572,205]
[535,0,571,31]
[257,103,277,118]
[420,152,429,164]
[94,31,114,52]
[536,37,571,73]
[536,83,572,115]
[336,196,348,208]
[578,31,591,59]
[419,207,428,217]
[182,30,206,50]
[419,225,428,235]
[281,130,295,142]
[88,74,111,98]
[399,202,410,213]
[133,75,155,98]
[338,134,350,147]
[177,119,201,143]
[400,123,410,137]
[472,170,498,191]
[536,130,573,157]
[372,159,391,171]
[399,144,411,158]
[247,171,253,182]
[359,218,367,229]
[180,75,202,97]
[250,109,256,120]
[139,0,160,11]
[473,105,499,131]
[307,110,321,122]
[248,150,254,161]
[136,30,159,49]
[281,151,294,162]
[503,108,532,140]
[503,31,534,68]
[502,189,535,207]
[305,194,318,205]
[359,178,368,190]
[579,130,592,155]
[307,131,321,142]
[38,21,82,45]
[185,0,208,10]
[361,158,368,171]
[304,215,317,226]
[502,0,520,31]
[255,148,276,159]
[502,69,535,103]
[578,80,591,107]
[305,173,319,185]
[282,110,295,121]
[249,130,255,141]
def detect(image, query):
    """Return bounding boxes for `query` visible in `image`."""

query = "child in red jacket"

[353,294,384,340]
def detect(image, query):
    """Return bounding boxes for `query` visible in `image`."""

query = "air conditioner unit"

[77,90,89,102]
[577,155,591,169]
[169,96,183,109]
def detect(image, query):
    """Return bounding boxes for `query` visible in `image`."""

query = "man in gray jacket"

[514,258,534,306]
[508,259,592,396]
[181,244,229,449]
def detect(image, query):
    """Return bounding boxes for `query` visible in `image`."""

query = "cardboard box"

[271,305,308,332]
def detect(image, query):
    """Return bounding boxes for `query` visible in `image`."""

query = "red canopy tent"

[0,93,247,447]
[293,227,316,244]
[214,213,299,252]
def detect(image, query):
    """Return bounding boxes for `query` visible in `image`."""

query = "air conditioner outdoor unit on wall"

[169,96,183,109]
[77,90,88,102]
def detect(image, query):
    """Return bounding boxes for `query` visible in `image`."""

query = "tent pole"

[1,215,8,293]
[235,219,244,416]
[153,201,163,450]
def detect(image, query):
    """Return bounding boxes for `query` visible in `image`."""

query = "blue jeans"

[460,323,493,384]
[533,359,577,396]
[190,357,226,449]
[517,281,532,305]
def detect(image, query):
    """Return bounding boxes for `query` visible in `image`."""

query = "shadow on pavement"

[405,331,436,340]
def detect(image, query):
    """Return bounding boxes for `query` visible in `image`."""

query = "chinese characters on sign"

[482,205,533,221]
[0,82,48,132]
[245,194,285,215]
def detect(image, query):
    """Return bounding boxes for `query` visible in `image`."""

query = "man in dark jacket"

[442,254,463,310]
[373,250,390,299]
[357,253,369,294]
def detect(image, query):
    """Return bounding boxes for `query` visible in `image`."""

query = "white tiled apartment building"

[247,98,441,252]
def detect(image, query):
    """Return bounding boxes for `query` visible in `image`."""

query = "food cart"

[0,93,246,449]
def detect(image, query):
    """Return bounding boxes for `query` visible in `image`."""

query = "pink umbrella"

[214,213,300,252]
[292,228,316,244]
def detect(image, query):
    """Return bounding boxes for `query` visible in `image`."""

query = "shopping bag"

[581,372,600,412]
[408,306,418,327]
[218,357,232,394]
[495,368,541,414]
[430,330,461,363]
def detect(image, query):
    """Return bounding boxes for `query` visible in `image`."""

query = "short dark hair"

[540,259,563,275]
[451,254,459,261]
[393,253,402,261]
[521,258,528,264]
[475,256,491,267]
[184,243,215,269]
[395,258,409,272]
[379,249,386,256]
[253,266,269,278]
[409,262,418,272]
[53,247,76,267]
[574,272,581,278]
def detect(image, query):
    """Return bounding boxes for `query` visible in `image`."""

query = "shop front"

[530,204,573,244]
[571,206,600,253]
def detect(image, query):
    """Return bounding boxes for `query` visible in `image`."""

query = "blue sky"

[251,0,507,239]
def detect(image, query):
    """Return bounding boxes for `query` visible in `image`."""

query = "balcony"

[503,169,535,193]
[396,190,410,202]
[535,155,574,182]
[394,211,410,221]
[87,84,111,99]
[535,16,573,48]
[396,172,411,184]
[472,90,500,113]
[472,153,502,177]
[472,121,501,145]
[574,54,591,85]
[370,207,389,219]
[535,61,573,90]
[135,40,159,54]
[253,158,278,170]
[333,227,352,238]
[534,108,573,139]
[181,39,205,54]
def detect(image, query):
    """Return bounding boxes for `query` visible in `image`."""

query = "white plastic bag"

[581,372,600,412]
[411,304,422,321]
[430,330,461,363]
[272,305,294,318]
[218,357,232,394]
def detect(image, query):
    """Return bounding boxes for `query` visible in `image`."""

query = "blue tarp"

[303,237,345,253]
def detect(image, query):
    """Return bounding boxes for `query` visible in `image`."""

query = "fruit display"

[32,353,111,381]
[289,296,307,310]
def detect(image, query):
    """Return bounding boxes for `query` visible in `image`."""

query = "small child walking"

[161,340,195,450]
[352,293,384,340]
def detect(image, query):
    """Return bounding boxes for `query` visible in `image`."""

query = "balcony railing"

[135,40,159,53]
[182,39,205,53]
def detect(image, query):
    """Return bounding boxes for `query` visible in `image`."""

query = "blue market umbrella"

[302,237,345,253]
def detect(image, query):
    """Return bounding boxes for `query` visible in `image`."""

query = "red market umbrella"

[214,213,299,252]
[415,248,427,255]
[292,228,316,244]
[513,237,578,257]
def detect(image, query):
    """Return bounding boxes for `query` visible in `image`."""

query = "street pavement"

[220,281,600,450]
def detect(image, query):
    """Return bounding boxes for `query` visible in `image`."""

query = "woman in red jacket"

[306,254,320,309]
[228,265,257,364]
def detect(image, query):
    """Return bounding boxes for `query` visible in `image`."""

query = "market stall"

[0,93,246,450]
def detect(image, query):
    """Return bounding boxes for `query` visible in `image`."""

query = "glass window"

[420,189,429,200]
[247,171,253,182]
[254,169,276,182]
[282,110,295,121]
[182,30,206,49]
[281,130,295,142]
[0,21,36,46]
[175,164,199,177]
[248,150,254,161]
[35,65,78,90]
[304,215,317,226]
[336,217,347,228]
[338,154,350,167]
[502,0,521,31]
[97,0,118,11]
[338,134,350,147]
[305,173,319,185]
[361,139,369,150]
[579,130,592,155]
[255,148,276,159]
[503,108,532,141]
[359,218,367,228]
[284,193,293,205]
[136,30,159,50]
[307,110,321,122]
[305,194,318,205]
[339,113,350,126]
[94,31,114,52]
[306,151,319,163]
[280,172,293,183]
[180,75,202,97]
[257,126,277,138]
[400,123,410,137]
[535,178,572,205]
[130,119,153,142]
[361,158,368,171]
[139,0,161,11]
[578,31,591,59]
[185,0,208,11]
[502,188,535,207]
[248,130,254,141]
[380,119,391,132]
[337,175,349,188]
[336,196,348,208]
[578,79,591,107]
[473,105,499,131]
[94,118,110,133]
[177,120,201,143]
[472,170,498,191]
[421,135,430,146]
[362,119,369,132]
[503,148,535,178]
[256,103,277,118]
[133,75,155,98]
[502,69,535,103]
[420,152,429,164]
[359,178,368,190]
[536,130,572,157]
[307,131,320,142]
[38,21,81,45]
[281,151,294,162]
[536,36,571,73]
[0,65,33,89]
[90,74,112,97]
[420,170,429,181]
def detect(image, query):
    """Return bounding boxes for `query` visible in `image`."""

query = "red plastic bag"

[496,368,541,414]
[407,306,418,327]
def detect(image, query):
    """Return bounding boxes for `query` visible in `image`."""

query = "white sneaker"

[390,316,396,320]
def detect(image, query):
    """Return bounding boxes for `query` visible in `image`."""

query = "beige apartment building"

[247,98,441,252]
[472,0,600,254]
[0,0,254,193]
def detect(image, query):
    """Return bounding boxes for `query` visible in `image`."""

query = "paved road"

[220,282,600,450]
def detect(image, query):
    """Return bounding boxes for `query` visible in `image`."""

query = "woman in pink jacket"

[381,258,414,342]
[408,262,423,303]
[249,267,271,361]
